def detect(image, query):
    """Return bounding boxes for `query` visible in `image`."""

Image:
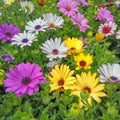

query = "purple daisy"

[77,0,89,7]
[4,62,46,97]
[1,54,14,63]
[70,12,90,32]
[0,23,20,42]
[57,0,79,17]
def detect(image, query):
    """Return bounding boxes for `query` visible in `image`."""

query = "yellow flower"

[96,33,105,42]
[64,37,84,55]
[87,31,93,37]
[72,72,107,107]
[48,64,76,92]
[74,52,93,70]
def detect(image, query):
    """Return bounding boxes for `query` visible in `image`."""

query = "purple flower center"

[22,77,31,85]
[22,38,29,43]
[35,25,41,30]
[52,49,59,55]
[108,76,118,82]
[6,32,12,37]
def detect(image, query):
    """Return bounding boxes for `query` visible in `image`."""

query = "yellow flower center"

[83,86,91,93]
[58,78,64,86]
[25,4,32,10]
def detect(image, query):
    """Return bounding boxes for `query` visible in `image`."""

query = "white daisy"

[20,1,34,14]
[97,63,120,83]
[41,37,68,61]
[115,0,120,7]
[98,22,117,37]
[42,13,64,30]
[11,31,37,48]
[25,17,48,35]
[116,30,120,39]
[3,0,14,5]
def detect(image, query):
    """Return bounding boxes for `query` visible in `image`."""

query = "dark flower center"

[70,47,76,52]
[49,23,55,28]
[35,25,41,30]
[58,78,64,86]
[52,49,59,55]
[102,26,111,34]
[22,77,31,85]
[6,32,12,37]
[65,6,71,11]
[79,60,86,67]
[108,76,118,82]
[22,38,29,43]
[83,86,91,93]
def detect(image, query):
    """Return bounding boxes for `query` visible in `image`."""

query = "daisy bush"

[0,0,120,119]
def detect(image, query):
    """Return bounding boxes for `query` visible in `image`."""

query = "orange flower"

[38,0,45,6]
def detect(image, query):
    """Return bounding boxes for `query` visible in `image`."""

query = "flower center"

[49,23,55,28]
[35,25,41,30]
[102,26,111,34]
[52,49,59,55]
[6,32,12,37]
[79,60,86,67]
[58,78,64,86]
[83,86,91,93]
[70,47,76,52]
[25,5,32,10]
[108,76,118,82]
[65,6,71,11]
[22,38,29,43]
[22,77,31,85]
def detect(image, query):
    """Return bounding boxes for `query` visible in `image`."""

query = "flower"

[4,62,46,97]
[57,0,79,17]
[116,30,120,39]
[42,13,64,30]
[25,18,48,35]
[0,23,20,42]
[64,37,84,55]
[72,72,107,105]
[41,37,68,61]
[70,13,90,32]
[74,52,93,70]
[11,31,37,48]
[98,22,117,36]
[48,64,76,92]
[115,0,120,8]
[38,0,45,6]
[3,0,15,5]
[77,0,89,6]
[1,54,14,63]
[95,33,105,42]
[96,7,114,23]
[79,37,90,49]
[20,1,34,14]
[97,63,120,83]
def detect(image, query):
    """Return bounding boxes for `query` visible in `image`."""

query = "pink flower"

[71,12,90,32]
[96,7,114,23]
[77,0,89,6]
[57,0,79,17]
[4,62,46,97]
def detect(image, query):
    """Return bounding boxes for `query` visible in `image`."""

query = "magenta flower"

[96,7,114,23]
[4,62,46,97]
[77,0,89,6]
[0,23,20,42]
[57,0,79,17]
[71,12,90,32]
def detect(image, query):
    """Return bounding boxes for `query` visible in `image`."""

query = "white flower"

[25,18,48,35]
[98,22,117,36]
[20,1,34,14]
[116,30,120,39]
[41,37,68,61]
[115,0,120,7]
[11,31,37,48]
[3,0,14,5]
[42,13,64,30]
[97,63,120,83]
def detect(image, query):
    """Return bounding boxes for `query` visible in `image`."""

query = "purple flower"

[77,0,89,6]
[79,37,91,48]
[70,12,90,32]
[4,62,46,97]
[96,7,114,23]
[1,54,14,63]
[0,23,20,42]
[57,0,79,17]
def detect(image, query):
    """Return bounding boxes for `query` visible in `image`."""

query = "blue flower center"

[108,76,118,82]
[22,38,29,43]
[35,25,41,30]
[22,77,31,85]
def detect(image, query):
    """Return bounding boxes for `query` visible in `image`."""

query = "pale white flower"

[20,1,34,14]
[12,31,37,48]
[97,63,120,83]
[3,0,14,5]
[115,0,120,7]
[116,30,120,39]
[98,22,117,36]
[41,37,68,61]
[25,18,48,35]
[42,13,64,30]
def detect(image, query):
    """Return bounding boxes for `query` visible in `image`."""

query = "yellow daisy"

[74,52,93,70]
[72,72,107,107]
[48,64,76,92]
[64,37,84,55]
